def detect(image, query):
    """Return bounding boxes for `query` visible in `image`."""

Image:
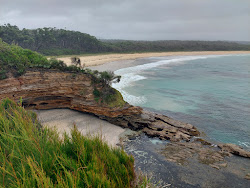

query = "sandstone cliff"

[0,69,199,142]
[1,69,250,159]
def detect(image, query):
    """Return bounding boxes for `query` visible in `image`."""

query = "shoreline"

[50,52,250,149]
[35,109,127,147]
[57,51,250,67]
[34,53,250,185]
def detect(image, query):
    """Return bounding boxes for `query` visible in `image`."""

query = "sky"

[0,0,249,41]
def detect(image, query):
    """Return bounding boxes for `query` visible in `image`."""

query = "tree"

[71,57,84,68]
[100,71,121,86]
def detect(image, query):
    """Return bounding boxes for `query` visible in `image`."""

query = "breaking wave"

[112,55,219,105]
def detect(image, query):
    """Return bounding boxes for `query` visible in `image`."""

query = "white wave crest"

[112,73,147,105]
[115,55,213,75]
[119,90,147,106]
[238,141,250,149]
[112,55,226,105]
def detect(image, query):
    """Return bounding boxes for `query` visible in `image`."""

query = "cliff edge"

[0,69,199,142]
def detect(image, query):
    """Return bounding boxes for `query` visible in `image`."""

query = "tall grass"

[0,98,136,187]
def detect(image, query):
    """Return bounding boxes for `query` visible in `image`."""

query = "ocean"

[113,54,250,150]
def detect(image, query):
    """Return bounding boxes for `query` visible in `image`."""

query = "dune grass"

[0,98,136,187]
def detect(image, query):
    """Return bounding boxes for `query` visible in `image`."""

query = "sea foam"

[112,55,216,105]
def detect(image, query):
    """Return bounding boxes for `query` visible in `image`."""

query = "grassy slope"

[0,39,86,80]
[0,39,126,108]
[0,39,152,187]
[0,98,135,187]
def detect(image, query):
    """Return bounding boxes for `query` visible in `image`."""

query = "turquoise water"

[113,54,250,150]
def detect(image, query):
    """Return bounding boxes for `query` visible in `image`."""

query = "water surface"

[113,54,250,149]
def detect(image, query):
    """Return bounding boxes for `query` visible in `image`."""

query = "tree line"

[0,24,110,55]
[1,24,249,56]
[102,39,250,52]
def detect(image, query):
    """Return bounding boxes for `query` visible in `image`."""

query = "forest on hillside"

[1,24,250,56]
[0,24,110,55]
[103,39,250,53]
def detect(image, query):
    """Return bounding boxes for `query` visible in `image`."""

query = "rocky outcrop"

[102,110,199,141]
[1,69,249,159]
[160,142,230,168]
[218,143,250,158]
[0,69,199,142]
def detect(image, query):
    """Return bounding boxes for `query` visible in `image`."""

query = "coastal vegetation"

[103,39,250,53]
[0,38,84,79]
[0,35,153,187]
[0,39,125,108]
[0,98,137,187]
[1,24,250,56]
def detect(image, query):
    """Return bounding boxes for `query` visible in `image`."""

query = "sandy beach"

[35,109,126,147]
[41,51,250,147]
[58,51,250,67]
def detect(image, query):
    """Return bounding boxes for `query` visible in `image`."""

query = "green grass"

[0,39,87,79]
[0,39,127,107]
[0,98,136,187]
[104,89,126,108]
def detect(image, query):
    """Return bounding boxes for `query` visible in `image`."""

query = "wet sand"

[57,51,250,67]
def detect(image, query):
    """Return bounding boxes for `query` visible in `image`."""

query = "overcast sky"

[0,0,249,41]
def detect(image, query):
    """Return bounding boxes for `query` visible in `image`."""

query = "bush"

[93,88,101,97]
[0,39,87,79]
[104,89,126,107]
[0,39,50,78]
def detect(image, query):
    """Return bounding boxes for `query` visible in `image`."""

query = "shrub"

[104,89,126,107]
[0,40,88,79]
[93,88,101,97]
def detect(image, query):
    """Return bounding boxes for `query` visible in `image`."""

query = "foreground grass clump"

[0,98,135,187]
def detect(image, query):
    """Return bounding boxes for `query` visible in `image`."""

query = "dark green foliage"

[103,89,126,107]
[102,39,250,53]
[93,88,101,102]
[93,88,101,97]
[90,71,125,106]
[0,38,49,78]
[0,24,109,55]
[99,71,121,86]
[0,98,135,187]
[0,40,86,79]
[1,24,249,56]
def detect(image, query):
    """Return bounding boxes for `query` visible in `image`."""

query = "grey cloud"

[0,0,249,41]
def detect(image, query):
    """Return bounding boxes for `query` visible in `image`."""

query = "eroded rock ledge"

[0,70,249,159]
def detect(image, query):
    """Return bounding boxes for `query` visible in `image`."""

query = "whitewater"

[112,54,250,150]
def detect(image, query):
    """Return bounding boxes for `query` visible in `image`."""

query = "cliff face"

[0,70,137,116]
[0,69,199,142]
[1,70,250,159]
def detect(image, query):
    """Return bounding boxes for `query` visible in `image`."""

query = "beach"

[36,52,250,186]
[41,51,250,147]
[57,51,250,67]
[35,109,127,147]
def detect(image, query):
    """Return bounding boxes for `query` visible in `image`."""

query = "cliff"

[0,69,199,142]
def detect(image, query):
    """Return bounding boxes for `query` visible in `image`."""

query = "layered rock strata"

[0,70,198,142]
[1,70,249,159]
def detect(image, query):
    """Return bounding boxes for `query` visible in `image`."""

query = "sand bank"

[58,51,250,67]
[35,109,126,147]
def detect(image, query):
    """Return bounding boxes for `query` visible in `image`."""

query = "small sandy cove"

[40,51,250,146]
[36,109,125,147]
[58,51,250,67]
